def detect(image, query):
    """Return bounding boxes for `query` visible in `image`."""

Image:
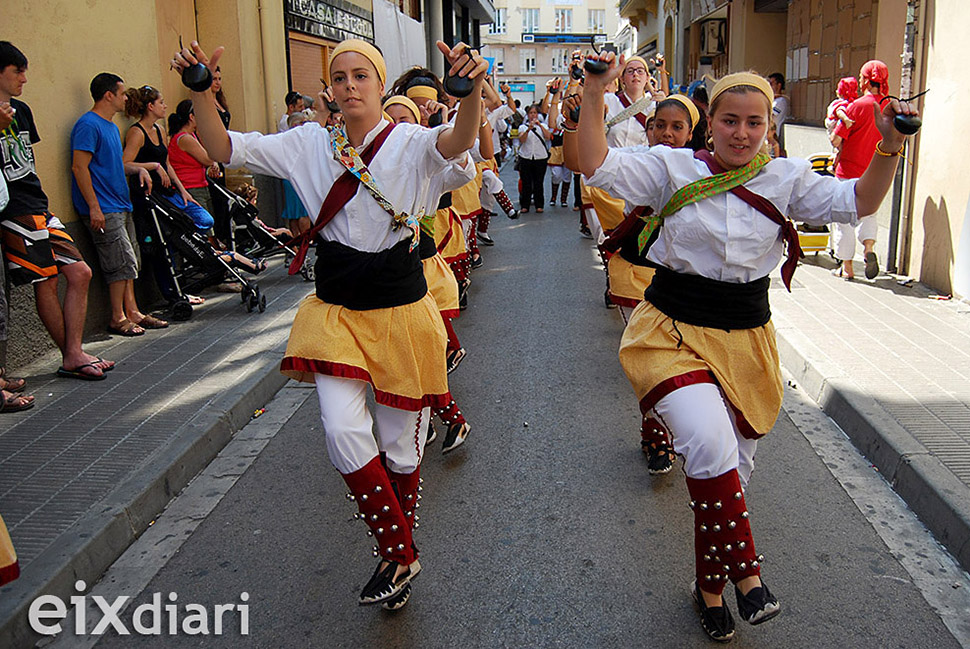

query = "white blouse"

[228,120,474,253]
[605,92,654,149]
[585,145,860,283]
[518,115,550,160]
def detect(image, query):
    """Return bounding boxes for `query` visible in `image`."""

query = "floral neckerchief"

[328,124,421,250]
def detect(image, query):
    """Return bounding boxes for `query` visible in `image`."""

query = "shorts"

[1,212,84,285]
[88,212,138,283]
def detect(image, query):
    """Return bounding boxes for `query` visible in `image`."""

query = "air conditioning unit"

[700,19,726,56]
[522,34,534,43]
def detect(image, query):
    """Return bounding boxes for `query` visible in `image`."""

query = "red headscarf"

[860,60,889,97]
[837,76,858,102]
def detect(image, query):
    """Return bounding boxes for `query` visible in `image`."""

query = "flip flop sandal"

[56,363,106,381]
[107,319,145,337]
[864,252,879,280]
[94,357,115,372]
[137,315,169,329]
[1,393,35,413]
[187,294,205,305]
[0,372,27,393]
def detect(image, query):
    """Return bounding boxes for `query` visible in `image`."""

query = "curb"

[0,350,290,649]
[775,325,970,574]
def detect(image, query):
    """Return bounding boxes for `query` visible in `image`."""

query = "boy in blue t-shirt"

[70,73,166,335]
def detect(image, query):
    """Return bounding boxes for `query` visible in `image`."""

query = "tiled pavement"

[771,253,970,572]
[0,260,311,647]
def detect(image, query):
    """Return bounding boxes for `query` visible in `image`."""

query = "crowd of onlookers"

[0,40,313,412]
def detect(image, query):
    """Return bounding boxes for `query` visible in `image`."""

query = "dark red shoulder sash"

[287,122,397,274]
[616,92,649,130]
[694,149,804,291]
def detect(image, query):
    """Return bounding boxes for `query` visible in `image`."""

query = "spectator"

[277,91,304,133]
[207,66,232,246]
[71,72,168,336]
[517,103,551,213]
[281,112,311,236]
[768,72,789,153]
[167,99,221,226]
[0,41,115,380]
[829,60,888,280]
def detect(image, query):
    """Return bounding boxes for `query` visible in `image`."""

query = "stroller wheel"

[241,284,253,304]
[172,299,193,321]
[301,259,315,282]
[258,293,267,313]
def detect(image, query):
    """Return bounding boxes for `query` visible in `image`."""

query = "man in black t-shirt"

[0,41,114,380]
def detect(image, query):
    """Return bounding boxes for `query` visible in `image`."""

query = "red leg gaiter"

[343,456,416,566]
[494,190,516,217]
[640,415,672,451]
[443,317,461,354]
[478,211,492,234]
[435,397,467,428]
[686,469,762,595]
[387,467,422,553]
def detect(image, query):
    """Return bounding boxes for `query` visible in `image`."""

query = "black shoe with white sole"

[735,581,780,625]
[441,421,470,454]
[359,559,421,606]
[425,420,437,446]
[381,583,412,610]
[477,231,494,246]
[691,580,736,643]
[647,448,674,475]
[446,347,466,374]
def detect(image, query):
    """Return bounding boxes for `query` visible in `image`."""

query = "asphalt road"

[76,167,967,649]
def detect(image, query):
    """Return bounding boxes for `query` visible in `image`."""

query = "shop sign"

[286,0,374,43]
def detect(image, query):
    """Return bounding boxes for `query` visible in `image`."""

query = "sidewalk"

[0,260,310,648]
[771,253,970,574]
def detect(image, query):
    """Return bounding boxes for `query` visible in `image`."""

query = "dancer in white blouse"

[578,54,917,642]
[173,37,485,610]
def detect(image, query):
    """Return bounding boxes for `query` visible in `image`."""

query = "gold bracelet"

[874,140,904,157]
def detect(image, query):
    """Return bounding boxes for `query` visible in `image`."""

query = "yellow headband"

[406,85,438,101]
[383,95,421,124]
[624,56,649,72]
[709,72,773,108]
[663,94,700,131]
[330,39,386,86]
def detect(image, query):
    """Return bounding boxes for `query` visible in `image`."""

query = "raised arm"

[854,98,917,216]
[171,41,231,163]
[434,41,488,160]
[577,52,624,178]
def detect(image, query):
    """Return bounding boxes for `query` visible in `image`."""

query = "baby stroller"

[144,193,266,320]
[208,181,315,282]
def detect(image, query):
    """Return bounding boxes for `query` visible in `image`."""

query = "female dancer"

[173,37,485,608]
[578,56,916,641]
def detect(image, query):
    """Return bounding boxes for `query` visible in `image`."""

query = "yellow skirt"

[423,253,460,318]
[451,166,484,218]
[548,146,564,166]
[618,302,783,438]
[1,513,18,586]
[608,255,655,308]
[281,292,449,410]
[433,207,468,263]
[588,186,626,232]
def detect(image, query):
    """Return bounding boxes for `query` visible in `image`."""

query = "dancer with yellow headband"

[578,56,918,641]
[173,37,487,609]
[382,93,473,454]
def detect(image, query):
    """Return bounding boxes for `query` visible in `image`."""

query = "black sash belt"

[437,193,452,210]
[315,238,427,310]
[644,267,770,329]
[418,231,437,260]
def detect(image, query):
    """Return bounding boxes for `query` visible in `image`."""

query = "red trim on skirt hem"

[0,561,19,586]
[609,294,641,308]
[280,358,450,411]
[639,370,764,440]
[458,208,483,221]
[440,308,461,319]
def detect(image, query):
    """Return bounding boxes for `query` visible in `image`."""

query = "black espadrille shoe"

[735,580,780,625]
[691,580,736,643]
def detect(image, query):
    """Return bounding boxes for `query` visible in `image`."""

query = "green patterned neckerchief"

[328,124,421,250]
[637,151,771,253]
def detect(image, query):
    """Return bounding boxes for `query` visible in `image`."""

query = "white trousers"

[314,373,429,474]
[654,383,758,487]
[586,205,605,244]
[549,165,571,184]
[481,168,504,194]
[832,214,877,262]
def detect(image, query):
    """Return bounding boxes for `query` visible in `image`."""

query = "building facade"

[481,0,619,105]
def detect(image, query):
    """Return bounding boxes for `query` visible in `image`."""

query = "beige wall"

[729,0,787,77]
[905,0,968,296]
